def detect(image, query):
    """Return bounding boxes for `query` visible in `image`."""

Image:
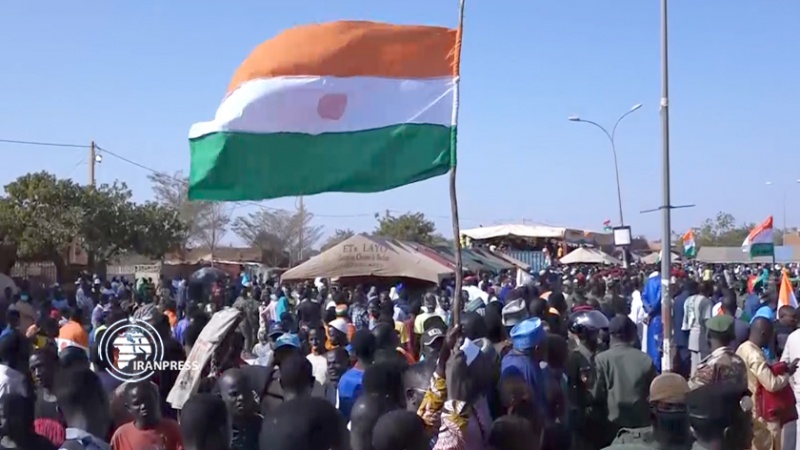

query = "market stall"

[281,234,453,284]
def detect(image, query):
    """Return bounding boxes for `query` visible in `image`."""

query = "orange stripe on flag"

[746,215,773,242]
[778,269,797,308]
[227,21,458,94]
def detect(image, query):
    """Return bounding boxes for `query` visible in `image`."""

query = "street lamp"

[765,179,800,245]
[568,103,642,227]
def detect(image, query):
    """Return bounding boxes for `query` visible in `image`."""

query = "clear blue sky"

[1,1,799,243]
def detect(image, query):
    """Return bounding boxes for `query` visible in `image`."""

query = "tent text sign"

[340,243,390,267]
[280,234,453,283]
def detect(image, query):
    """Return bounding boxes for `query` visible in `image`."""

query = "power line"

[0,138,512,223]
[65,158,86,178]
[0,138,90,149]
[94,144,376,218]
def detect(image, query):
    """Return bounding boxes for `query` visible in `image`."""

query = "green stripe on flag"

[189,124,453,201]
[750,243,775,258]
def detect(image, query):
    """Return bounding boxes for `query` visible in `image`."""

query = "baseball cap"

[268,322,285,338]
[274,333,301,350]
[422,326,445,346]
[422,316,446,333]
[649,373,690,404]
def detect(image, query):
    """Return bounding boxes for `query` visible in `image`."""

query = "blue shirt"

[337,367,364,420]
[174,318,190,345]
[276,296,289,320]
[500,352,548,419]
[744,294,761,320]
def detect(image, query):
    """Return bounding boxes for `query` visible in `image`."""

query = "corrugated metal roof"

[695,246,799,263]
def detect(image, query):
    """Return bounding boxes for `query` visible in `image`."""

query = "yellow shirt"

[395,320,409,344]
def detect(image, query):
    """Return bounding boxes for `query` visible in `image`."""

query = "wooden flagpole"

[449,0,466,327]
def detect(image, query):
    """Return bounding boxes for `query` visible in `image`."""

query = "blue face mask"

[20,294,28,301]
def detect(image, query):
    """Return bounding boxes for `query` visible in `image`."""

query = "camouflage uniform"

[233,295,261,352]
[688,346,748,391]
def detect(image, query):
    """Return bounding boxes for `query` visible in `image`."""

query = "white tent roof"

[559,247,621,265]
[640,252,680,264]
[461,224,566,240]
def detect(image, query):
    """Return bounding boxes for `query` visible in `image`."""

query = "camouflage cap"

[706,315,734,334]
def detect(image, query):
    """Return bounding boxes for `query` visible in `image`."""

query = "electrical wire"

[65,158,86,178]
[0,138,90,149]
[1,138,515,223]
[94,145,376,218]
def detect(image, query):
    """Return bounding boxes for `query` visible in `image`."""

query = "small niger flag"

[779,269,798,308]
[747,275,757,294]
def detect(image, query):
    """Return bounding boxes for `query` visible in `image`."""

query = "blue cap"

[510,317,545,351]
[274,333,301,350]
[268,322,286,337]
[751,305,776,324]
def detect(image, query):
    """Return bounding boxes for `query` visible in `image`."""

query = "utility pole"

[89,140,96,187]
[659,0,673,373]
[640,0,694,373]
[298,196,305,262]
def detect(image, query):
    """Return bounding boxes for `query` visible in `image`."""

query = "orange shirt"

[57,320,89,351]
[110,419,184,450]
[165,310,178,329]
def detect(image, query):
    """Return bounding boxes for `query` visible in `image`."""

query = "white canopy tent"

[559,247,621,265]
[639,251,680,265]
[461,223,613,246]
[461,224,566,240]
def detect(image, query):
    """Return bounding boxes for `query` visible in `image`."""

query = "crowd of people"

[0,261,796,450]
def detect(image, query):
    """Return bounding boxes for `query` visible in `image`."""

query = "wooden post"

[89,140,96,187]
[449,0,467,327]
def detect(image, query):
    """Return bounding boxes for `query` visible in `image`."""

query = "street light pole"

[765,180,800,245]
[569,104,641,267]
[569,103,642,228]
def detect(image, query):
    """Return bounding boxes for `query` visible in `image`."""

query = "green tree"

[691,211,783,247]
[130,201,186,259]
[373,211,446,244]
[0,172,85,278]
[0,172,185,280]
[80,181,138,264]
[321,229,356,251]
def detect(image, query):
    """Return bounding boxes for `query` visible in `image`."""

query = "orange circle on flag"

[317,93,348,120]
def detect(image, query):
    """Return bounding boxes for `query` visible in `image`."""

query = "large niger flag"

[189,21,459,201]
